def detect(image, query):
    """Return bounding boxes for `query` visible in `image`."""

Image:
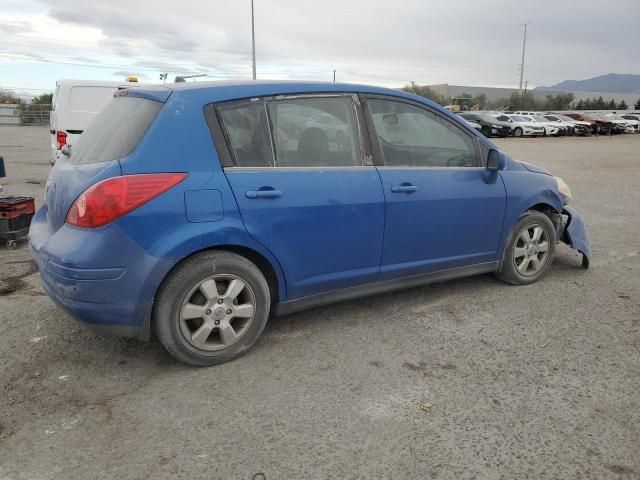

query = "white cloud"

[1,0,639,92]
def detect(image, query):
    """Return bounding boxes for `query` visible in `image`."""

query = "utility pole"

[251,0,256,80]
[518,22,530,93]
[333,69,336,83]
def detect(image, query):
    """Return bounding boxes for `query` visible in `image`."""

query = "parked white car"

[498,115,545,137]
[620,114,640,132]
[543,114,576,134]
[605,113,639,133]
[49,79,142,165]
[530,115,561,136]
[544,113,592,136]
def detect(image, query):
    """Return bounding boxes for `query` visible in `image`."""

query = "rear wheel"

[154,251,270,366]
[496,211,556,285]
[513,127,523,138]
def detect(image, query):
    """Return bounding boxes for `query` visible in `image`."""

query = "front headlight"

[555,177,572,201]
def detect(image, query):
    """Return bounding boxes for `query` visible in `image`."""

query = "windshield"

[544,116,560,122]
[495,115,511,122]
[511,116,527,122]
[556,114,576,122]
[532,115,547,122]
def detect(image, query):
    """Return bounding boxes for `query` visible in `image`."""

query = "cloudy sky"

[1,0,639,97]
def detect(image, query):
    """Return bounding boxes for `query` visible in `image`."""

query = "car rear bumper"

[29,205,177,340]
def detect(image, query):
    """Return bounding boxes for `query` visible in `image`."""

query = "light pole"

[251,0,256,80]
[518,23,530,93]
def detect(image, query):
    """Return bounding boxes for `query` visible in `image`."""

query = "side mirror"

[487,150,505,171]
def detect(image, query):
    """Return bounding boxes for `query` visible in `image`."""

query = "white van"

[49,79,141,165]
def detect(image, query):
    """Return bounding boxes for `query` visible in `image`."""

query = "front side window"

[268,96,361,167]
[368,98,477,167]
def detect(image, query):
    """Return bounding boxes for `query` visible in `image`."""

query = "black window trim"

[359,93,484,169]
[206,92,372,169]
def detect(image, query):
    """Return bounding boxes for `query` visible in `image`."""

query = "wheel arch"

[161,243,286,305]
[527,202,562,227]
[139,240,287,342]
[498,201,562,271]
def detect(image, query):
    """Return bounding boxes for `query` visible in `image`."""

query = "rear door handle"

[245,189,283,199]
[391,183,417,193]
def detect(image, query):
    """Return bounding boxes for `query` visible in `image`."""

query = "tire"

[482,126,492,138]
[154,251,271,366]
[513,127,523,138]
[496,211,557,285]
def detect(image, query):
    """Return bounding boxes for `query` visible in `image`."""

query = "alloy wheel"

[179,274,257,351]
[512,224,550,277]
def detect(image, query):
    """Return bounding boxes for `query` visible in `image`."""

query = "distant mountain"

[535,73,640,94]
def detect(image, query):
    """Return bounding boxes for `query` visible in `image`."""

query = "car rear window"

[70,96,162,164]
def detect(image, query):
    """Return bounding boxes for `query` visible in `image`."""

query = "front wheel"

[496,211,557,285]
[513,127,523,138]
[154,251,271,366]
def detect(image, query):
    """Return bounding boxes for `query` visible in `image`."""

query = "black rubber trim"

[358,94,384,167]
[66,129,83,134]
[274,261,499,315]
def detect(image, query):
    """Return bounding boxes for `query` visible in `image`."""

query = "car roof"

[125,80,428,105]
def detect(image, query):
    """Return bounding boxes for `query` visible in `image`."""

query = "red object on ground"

[0,196,36,220]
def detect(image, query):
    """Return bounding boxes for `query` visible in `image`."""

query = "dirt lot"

[1,127,639,480]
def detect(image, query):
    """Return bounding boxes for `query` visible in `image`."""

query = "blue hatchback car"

[30,81,591,365]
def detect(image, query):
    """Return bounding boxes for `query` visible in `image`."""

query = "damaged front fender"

[562,205,592,268]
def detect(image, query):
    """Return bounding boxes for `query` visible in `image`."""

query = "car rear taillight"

[65,173,187,229]
[56,130,67,149]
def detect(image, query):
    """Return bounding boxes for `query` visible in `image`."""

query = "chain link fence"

[0,104,51,126]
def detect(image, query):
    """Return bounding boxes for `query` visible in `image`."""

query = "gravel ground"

[0,127,639,480]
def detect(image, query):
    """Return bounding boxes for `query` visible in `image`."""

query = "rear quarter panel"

[116,91,288,300]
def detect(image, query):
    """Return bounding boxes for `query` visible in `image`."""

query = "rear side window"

[71,96,162,164]
[268,97,360,167]
[217,101,274,167]
[216,96,361,168]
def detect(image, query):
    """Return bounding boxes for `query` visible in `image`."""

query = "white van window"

[52,84,60,111]
[67,86,119,129]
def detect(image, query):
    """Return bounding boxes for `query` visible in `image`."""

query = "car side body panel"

[29,81,591,344]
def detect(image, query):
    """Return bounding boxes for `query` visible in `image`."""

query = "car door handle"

[391,184,417,193]
[245,189,283,199]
